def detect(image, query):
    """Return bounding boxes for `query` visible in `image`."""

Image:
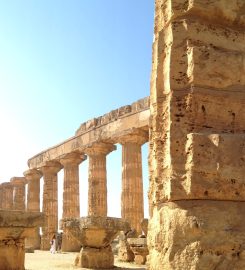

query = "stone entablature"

[28,97,150,169]
[75,96,149,135]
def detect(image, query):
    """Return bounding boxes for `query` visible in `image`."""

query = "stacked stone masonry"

[148,0,245,269]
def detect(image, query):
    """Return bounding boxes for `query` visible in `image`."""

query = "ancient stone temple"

[148,0,245,269]
[25,97,149,251]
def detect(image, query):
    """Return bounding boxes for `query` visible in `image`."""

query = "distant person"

[57,232,63,252]
[50,235,56,254]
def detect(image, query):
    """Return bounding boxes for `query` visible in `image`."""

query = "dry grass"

[25,250,146,270]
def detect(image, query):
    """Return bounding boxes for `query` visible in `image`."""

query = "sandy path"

[25,251,146,270]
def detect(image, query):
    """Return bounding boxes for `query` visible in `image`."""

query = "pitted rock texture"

[148,0,245,269]
[148,201,245,270]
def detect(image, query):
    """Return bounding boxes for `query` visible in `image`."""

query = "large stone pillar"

[10,177,26,211]
[40,161,62,250]
[84,142,116,216]
[0,182,13,210]
[24,169,42,250]
[148,1,245,269]
[119,130,148,235]
[59,152,86,251]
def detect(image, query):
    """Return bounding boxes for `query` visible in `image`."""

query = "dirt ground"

[25,250,146,270]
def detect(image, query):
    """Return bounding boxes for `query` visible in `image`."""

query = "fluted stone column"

[1,182,13,210]
[40,161,62,250]
[24,169,42,250]
[119,130,148,235]
[148,1,245,269]
[59,152,86,251]
[84,142,116,216]
[10,177,26,211]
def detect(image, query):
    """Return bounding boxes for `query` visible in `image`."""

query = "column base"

[147,201,245,270]
[25,228,40,251]
[61,233,80,252]
[74,246,114,269]
[0,238,25,270]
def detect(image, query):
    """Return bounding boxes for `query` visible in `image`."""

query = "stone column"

[10,177,26,211]
[119,130,148,235]
[0,182,13,210]
[148,1,245,269]
[24,169,42,250]
[40,161,62,250]
[84,142,116,216]
[59,152,86,251]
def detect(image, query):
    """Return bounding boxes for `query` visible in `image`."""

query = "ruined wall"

[148,0,245,269]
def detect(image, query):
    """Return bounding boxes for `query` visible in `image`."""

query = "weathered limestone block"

[62,216,130,269]
[119,129,148,235]
[10,177,26,211]
[84,142,116,217]
[0,210,43,270]
[24,169,42,251]
[185,133,245,199]
[118,239,135,262]
[149,0,245,269]
[40,161,62,250]
[153,132,245,201]
[118,232,135,262]
[148,201,245,270]
[59,152,86,252]
[74,246,114,269]
[128,238,148,265]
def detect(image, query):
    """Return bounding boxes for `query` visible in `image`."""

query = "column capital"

[84,142,116,156]
[24,169,42,180]
[59,152,87,167]
[1,182,13,189]
[39,161,63,175]
[118,129,148,145]
[10,177,27,186]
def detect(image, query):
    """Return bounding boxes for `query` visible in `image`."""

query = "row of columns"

[0,129,148,250]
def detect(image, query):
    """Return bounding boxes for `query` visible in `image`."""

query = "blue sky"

[0,1,154,218]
